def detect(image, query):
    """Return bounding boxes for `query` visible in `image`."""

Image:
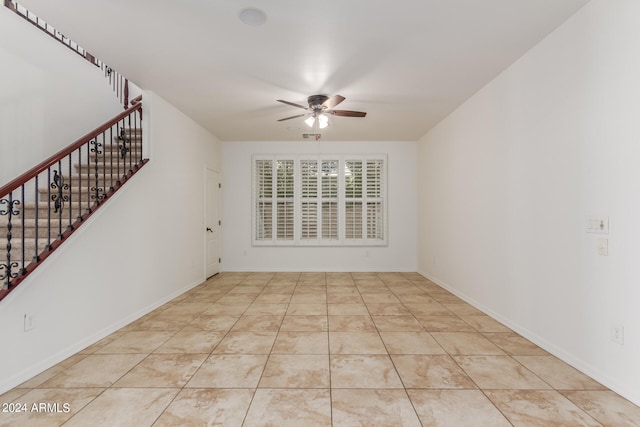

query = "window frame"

[252,154,388,247]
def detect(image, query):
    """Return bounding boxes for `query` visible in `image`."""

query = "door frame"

[205,167,221,278]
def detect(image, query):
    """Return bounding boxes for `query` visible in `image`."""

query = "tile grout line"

[371,272,427,426]
[143,274,243,426]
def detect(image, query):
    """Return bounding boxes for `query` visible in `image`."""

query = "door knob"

[206,227,213,232]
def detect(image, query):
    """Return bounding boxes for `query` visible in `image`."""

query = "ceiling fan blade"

[322,95,346,109]
[331,110,367,117]
[277,99,308,110]
[277,113,307,122]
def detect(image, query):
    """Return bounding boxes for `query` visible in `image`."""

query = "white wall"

[222,141,417,272]
[0,91,221,393]
[0,7,124,186]
[417,0,640,405]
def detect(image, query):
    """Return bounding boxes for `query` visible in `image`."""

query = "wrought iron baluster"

[51,170,67,214]
[127,115,133,174]
[118,122,130,184]
[46,168,52,250]
[86,142,91,213]
[0,194,20,289]
[76,147,83,222]
[109,127,115,192]
[136,113,142,166]
[33,175,40,263]
[102,132,107,198]
[20,184,26,274]
[67,155,73,231]
[118,125,130,162]
[133,115,140,168]
[124,79,129,110]
[116,122,122,186]
[90,138,104,203]
[51,164,69,240]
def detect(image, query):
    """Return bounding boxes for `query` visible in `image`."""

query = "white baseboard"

[0,275,204,395]
[416,269,639,406]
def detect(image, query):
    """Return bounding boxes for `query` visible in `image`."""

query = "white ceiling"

[20,0,589,142]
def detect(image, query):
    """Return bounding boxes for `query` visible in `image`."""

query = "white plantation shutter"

[321,202,338,239]
[300,160,318,239]
[321,161,339,240]
[276,160,294,240]
[253,155,385,246]
[345,161,363,239]
[255,160,273,240]
[301,202,318,239]
[366,159,384,240]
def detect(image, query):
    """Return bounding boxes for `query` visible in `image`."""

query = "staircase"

[0,101,148,300]
[1,1,147,300]
[1,130,141,247]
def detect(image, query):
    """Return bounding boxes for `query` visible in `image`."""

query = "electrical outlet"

[611,325,624,345]
[24,313,36,332]
[597,238,609,256]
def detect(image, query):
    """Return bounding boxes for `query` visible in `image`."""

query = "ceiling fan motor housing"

[308,95,329,109]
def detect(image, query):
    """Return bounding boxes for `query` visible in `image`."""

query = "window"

[253,155,387,246]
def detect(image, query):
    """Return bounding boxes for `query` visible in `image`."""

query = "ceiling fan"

[277,95,366,129]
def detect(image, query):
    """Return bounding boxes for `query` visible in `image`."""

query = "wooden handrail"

[0,102,142,198]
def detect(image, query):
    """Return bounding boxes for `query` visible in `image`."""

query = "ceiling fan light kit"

[304,113,330,129]
[317,114,329,128]
[277,94,366,135]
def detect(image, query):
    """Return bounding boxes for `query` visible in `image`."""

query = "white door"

[205,168,220,278]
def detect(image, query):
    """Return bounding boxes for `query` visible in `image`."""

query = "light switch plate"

[586,216,609,234]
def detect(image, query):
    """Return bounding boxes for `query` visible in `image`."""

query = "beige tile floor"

[2,272,640,426]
